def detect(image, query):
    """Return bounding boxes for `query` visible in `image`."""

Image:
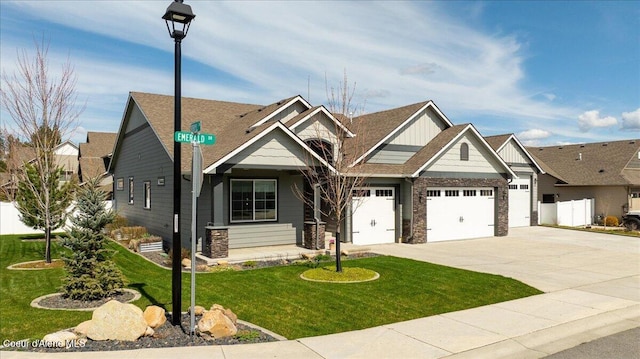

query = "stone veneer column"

[203,227,229,259]
[303,221,326,249]
[410,177,508,244]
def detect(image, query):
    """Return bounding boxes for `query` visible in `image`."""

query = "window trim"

[128,177,134,205]
[143,181,151,209]
[460,142,469,161]
[230,179,278,223]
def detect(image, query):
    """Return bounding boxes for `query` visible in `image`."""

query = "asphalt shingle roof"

[527,139,640,186]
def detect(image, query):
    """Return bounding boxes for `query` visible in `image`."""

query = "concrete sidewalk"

[3,227,639,358]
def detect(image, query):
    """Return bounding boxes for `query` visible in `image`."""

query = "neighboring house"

[485,134,544,227]
[78,131,117,198]
[1,141,78,199]
[528,139,640,221]
[109,92,516,253]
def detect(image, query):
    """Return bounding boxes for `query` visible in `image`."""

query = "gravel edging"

[31,289,141,311]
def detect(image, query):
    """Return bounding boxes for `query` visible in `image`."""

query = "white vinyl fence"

[538,198,594,227]
[0,201,113,236]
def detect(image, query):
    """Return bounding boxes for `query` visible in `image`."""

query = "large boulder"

[143,305,166,328]
[42,331,77,347]
[86,300,148,341]
[198,309,237,338]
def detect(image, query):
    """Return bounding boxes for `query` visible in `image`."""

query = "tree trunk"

[45,227,52,263]
[335,230,342,272]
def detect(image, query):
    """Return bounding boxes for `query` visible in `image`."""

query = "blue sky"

[1,1,638,146]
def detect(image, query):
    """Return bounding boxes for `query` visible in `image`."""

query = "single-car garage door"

[509,176,531,227]
[426,187,495,242]
[352,187,395,245]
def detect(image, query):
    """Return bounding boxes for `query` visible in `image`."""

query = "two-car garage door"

[426,187,495,242]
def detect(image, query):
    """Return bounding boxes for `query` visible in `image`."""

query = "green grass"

[1,234,542,341]
[542,224,640,237]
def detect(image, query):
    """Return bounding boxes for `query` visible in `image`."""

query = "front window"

[231,179,277,222]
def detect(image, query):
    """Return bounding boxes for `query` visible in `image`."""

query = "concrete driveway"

[373,226,639,297]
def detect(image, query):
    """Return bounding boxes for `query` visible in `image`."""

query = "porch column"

[212,174,224,226]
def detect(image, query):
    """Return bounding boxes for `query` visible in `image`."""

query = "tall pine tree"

[61,178,126,300]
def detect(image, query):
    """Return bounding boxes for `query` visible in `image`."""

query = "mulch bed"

[36,291,136,310]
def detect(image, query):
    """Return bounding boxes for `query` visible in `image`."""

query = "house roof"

[484,134,512,151]
[78,132,116,182]
[527,139,640,186]
[113,92,338,174]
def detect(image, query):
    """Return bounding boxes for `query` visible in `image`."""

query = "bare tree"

[295,70,369,272]
[1,39,82,262]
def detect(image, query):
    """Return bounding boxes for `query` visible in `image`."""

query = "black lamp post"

[163,0,195,326]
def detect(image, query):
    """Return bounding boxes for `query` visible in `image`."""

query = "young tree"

[15,162,74,262]
[1,39,82,261]
[61,178,126,301]
[296,71,369,272]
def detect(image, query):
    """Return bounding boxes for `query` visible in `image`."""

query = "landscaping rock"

[43,330,77,346]
[301,253,317,259]
[86,300,148,341]
[74,320,92,336]
[198,308,237,338]
[190,305,206,315]
[144,327,155,337]
[224,308,238,325]
[181,258,191,268]
[143,305,166,328]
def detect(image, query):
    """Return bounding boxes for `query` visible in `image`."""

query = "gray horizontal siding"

[228,223,296,248]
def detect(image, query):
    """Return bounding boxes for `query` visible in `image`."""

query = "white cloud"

[577,110,617,132]
[621,108,640,130]
[543,93,557,101]
[518,129,551,140]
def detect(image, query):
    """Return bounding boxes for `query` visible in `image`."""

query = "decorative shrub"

[604,216,619,227]
[105,215,128,233]
[120,226,148,240]
[61,178,126,301]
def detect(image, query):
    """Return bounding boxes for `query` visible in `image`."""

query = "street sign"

[174,131,216,145]
[190,121,201,133]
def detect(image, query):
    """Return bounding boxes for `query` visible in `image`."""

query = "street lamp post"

[163,0,195,326]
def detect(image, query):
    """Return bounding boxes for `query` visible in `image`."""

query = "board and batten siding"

[426,133,505,174]
[498,140,531,165]
[231,129,310,168]
[388,108,448,147]
[294,113,339,144]
[113,103,175,244]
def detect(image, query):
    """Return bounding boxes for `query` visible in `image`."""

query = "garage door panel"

[509,176,531,227]
[352,187,395,245]
[426,187,495,242]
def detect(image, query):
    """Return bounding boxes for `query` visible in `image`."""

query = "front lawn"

[0,234,541,341]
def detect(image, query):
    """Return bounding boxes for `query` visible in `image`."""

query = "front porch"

[196,238,371,266]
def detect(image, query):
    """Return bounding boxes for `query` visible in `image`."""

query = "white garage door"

[509,176,531,227]
[352,188,395,245]
[426,187,495,242]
